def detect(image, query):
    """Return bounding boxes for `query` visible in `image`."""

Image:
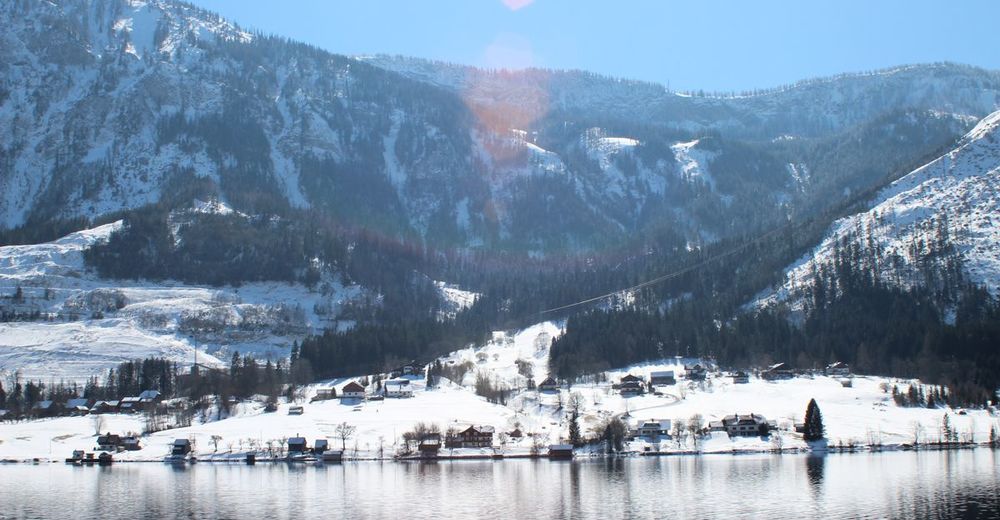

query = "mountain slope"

[757,109,1000,316]
[1,0,997,254]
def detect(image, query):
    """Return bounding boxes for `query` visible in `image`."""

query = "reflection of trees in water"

[806,454,826,495]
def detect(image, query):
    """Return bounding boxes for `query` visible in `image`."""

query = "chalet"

[391,362,425,378]
[172,439,192,456]
[684,364,707,381]
[90,401,119,414]
[721,414,771,437]
[538,377,559,392]
[507,428,523,439]
[66,398,93,410]
[313,439,330,454]
[97,433,123,451]
[634,419,672,438]
[418,433,442,455]
[385,379,414,398]
[619,380,644,396]
[32,400,62,417]
[447,425,494,448]
[341,381,366,399]
[620,374,643,384]
[825,362,850,377]
[731,371,750,384]
[649,371,676,385]
[548,444,574,459]
[314,388,337,401]
[287,437,307,455]
[288,406,304,415]
[138,390,162,405]
[119,396,142,413]
[761,363,794,381]
[122,436,142,451]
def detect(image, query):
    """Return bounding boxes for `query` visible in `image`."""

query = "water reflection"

[0,451,997,519]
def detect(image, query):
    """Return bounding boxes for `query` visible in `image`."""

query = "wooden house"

[122,436,142,451]
[537,377,559,392]
[313,439,330,454]
[649,371,676,385]
[761,363,794,381]
[547,444,574,459]
[287,437,307,455]
[684,364,707,381]
[418,433,442,456]
[619,380,644,396]
[447,425,494,448]
[731,371,750,384]
[32,400,62,417]
[97,433,123,451]
[172,439,192,456]
[90,401,118,414]
[825,362,850,377]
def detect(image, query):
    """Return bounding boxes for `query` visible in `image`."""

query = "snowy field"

[1,321,996,462]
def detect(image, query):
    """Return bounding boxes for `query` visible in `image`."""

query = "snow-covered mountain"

[756,109,1000,316]
[2,0,997,253]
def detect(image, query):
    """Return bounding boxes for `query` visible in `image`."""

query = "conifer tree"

[569,411,582,447]
[803,398,825,442]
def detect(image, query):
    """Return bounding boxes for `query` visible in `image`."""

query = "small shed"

[288,437,307,454]
[548,444,574,459]
[172,439,192,456]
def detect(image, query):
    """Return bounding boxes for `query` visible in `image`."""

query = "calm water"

[1,450,998,519]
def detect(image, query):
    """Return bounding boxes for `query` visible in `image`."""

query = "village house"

[384,379,414,398]
[548,444,574,459]
[649,371,676,385]
[97,433,123,451]
[122,436,142,451]
[447,425,495,448]
[825,362,850,377]
[684,364,707,381]
[313,388,337,401]
[620,374,643,384]
[172,439,192,456]
[118,396,142,413]
[721,414,772,437]
[390,362,425,378]
[761,363,794,381]
[90,400,119,414]
[634,419,672,438]
[340,381,366,400]
[313,439,330,454]
[537,377,559,392]
[32,400,62,418]
[138,390,162,408]
[287,437,308,455]
[619,380,644,396]
[418,433,442,456]
[731,371,750,384]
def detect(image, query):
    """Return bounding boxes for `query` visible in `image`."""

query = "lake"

[1,450,997,519]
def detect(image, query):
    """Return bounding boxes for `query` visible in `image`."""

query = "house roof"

[539,377,557,385]
[138,390,161,400]
[288,437,307,444]
[342,381,365,393]
[549,444,574,451]
[173,439,191,446]
[639,420,671,429]
[620,374,642,382]
[66,398,90,408]
[650,371,674,377]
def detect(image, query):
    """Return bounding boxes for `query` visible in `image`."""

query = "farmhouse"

[731,371,750,384]
[649,371,676,385]
[384,379,414,398]
[721,414,771,437]
[684,364,707,381]
[447,425,494,448]
[761,363,794,381]
[619,380,644,396]
[825,362,850,377]
[340,381,366,399]
[634,419,672,438]
[537,377,559,392]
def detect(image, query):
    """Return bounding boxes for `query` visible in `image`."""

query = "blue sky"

[190,0,1000,92]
